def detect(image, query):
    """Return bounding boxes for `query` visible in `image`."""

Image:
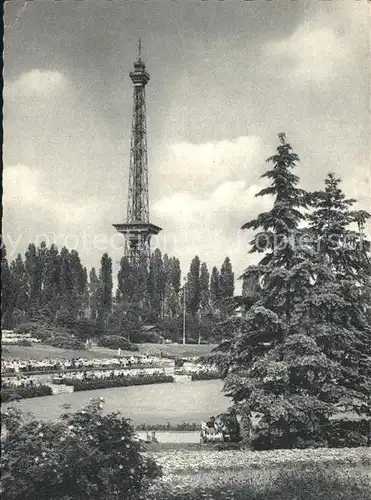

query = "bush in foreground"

[0,399,162,500]
[1,385,52,403]
[62,374,174,391]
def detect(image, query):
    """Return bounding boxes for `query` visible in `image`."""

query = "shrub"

[14,322,41,335]
[97,335,139,351]
[31,327,53,342]
[14,339,33,347]
[74,318,100,341]
[174,358,184,368]
[62,374,174,391]
[1,385,52,403]
[0,399,162,500]
[323,419,370,448]
[130,330,164,344]
[54,311,79,329]
[47,335,86,350]
[191,371,220,381]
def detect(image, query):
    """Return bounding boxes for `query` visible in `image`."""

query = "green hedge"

[136,422,199,431]
[61,374,174,391]
[1,385,53,403]
[191,372,220,381]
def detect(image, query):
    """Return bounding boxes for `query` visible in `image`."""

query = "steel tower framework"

[113,41,162,265]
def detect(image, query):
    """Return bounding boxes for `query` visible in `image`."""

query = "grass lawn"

[1,343,216,361]
[142,447,371,500]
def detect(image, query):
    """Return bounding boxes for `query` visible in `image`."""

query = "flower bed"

[61,374,174,391]
[140,448,371,500]
[1,385,53,403]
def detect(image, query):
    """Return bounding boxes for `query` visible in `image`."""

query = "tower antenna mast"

[113,41,162,265]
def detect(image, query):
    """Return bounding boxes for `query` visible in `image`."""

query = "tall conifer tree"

[186,255,201,316]
[210,134,343,447]
[210,266,222,310]
[97,253,113,325]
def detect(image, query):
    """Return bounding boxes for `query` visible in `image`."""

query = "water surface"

[7,380,229,425]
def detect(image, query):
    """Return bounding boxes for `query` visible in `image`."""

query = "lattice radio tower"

[113,40,162,265]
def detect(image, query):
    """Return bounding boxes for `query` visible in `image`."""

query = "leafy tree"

[57,246,79,323]
[162,255,180,318]
[164,288,179,318]
[117,256,135,308]
[89,267,100,321]
[24,243,42,317]
[1,400,161,500]
[81,267,90,313]
[40,244,60,319]
[149,249,165,319]
[220,256,234,299]
[1,245,14,328]
[97,253,113,325]
[186,255,201,316]
[199,262,210,313]
[170,257,181,295]
[210,266,222,310]
[70,250,88,316]
[10,254,28,313]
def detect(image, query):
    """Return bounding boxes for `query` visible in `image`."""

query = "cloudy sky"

[3,0,370,292]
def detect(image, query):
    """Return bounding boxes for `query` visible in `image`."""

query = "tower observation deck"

[113,40,162,265]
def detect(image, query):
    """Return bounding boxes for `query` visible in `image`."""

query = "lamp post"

[182,278,186,345]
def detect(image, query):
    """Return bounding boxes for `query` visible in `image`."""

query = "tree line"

[1,239,235,342]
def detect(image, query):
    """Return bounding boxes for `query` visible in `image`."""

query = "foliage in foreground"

[142,448,371,500]
[0,400,162,500]
[142,468,371,500]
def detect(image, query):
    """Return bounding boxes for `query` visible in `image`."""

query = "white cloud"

[3,164,108,232]
[3,164,42,204]
[152,135,274,282]
[154,180,270,226]
[5,70,67,97]
[153,180,272,286]
[265,25,349,83]
[159,136,264,192]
